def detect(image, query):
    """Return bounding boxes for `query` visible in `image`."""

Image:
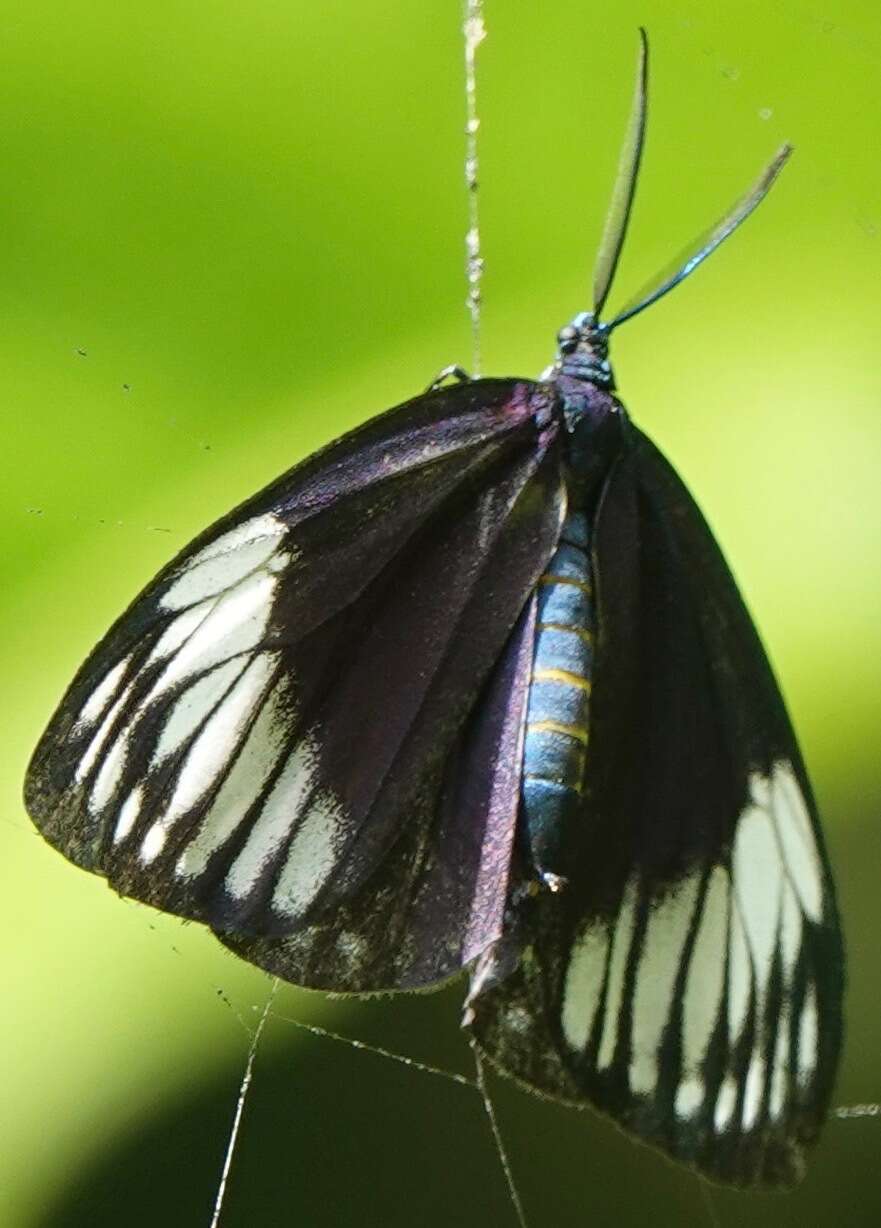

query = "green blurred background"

[3,2,879,1225]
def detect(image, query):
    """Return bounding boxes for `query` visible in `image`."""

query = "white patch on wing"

[113,785,143,844]
[727,896,753,1045]
[767,882,802,1123]
[770,761,824,923]
[149,569,277,702]
[76,681,135,783]
[89,725,130,814]
[674,1076,704,1120]
[733,800,784,1002]
[75,658,129,730]
[139,653,278,864]
[768,1012,790,1121]
[176,674,293,880]
[191,514,287,564]
[562,922,610,1053]
[797,982,819,1088]
[272,791,343,918]
[749,770,772,809]
[161,513,289,611]
[779,879,802,981]
[679,867,728,1100]
[741,1051,766,1129]
[140,823,166,863]
[597,877,639,1071]
[152,657,248,764]
[713,1074,739,1132]
[224,735,319,900]
[147,599,216,665]
[630,875,700,1095]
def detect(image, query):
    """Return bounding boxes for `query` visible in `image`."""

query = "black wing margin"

[467,425,843,1187]
[26,379,563,991]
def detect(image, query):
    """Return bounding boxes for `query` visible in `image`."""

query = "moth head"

[554,312,614,389]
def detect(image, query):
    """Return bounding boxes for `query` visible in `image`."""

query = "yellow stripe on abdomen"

[526,719,590,746]
[532,667,592,692]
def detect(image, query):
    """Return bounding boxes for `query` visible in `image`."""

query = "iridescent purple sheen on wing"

[216,437,565,991]
[460,593,537,965]
[25,379,554,935]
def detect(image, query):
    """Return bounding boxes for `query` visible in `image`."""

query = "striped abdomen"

[522,509,594,886]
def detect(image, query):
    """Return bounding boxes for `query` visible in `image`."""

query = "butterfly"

[24,30,842,1190]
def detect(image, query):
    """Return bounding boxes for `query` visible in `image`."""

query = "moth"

[25,31,842,1188]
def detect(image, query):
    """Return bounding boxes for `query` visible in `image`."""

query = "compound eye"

[557,324,578,353]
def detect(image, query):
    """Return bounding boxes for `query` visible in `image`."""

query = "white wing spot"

[779,878,802,983]
[161,513,289,611]
[562,922,610,1053]
[769,1011,791,1122]
[149,569,277,702]
[147,599,216,665]
[771,761,824,923]
[713,1074,739,1132]
[76,681,134,783]
[597,877,639,1071]
[630,874,700,1095]
[749,771,773,810]
[727,896,753,1046]
[113,785,144,844]
[733,799,784,1004]
[224,735,319,900]
[176,674,293,880]
[89,724,130,814]
[141,824,167,863]
[741,1051,766,1129]
[190,514,287,564]
[140,653,278,864]
[75,658,129,730]
[272,791,344,919]
[797,981,819,1088]
[152,657,247,764]
[674,1076,704,1120]
[680,867,729,1088]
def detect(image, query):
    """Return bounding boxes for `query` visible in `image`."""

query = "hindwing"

[466,426,843,1186]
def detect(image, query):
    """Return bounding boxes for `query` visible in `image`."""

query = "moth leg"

[426,364,472,392]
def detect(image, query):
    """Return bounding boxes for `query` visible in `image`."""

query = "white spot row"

[560,763,824,1139]
[160,513,290,612]
[73,511,294,807]
[135,652,280,862]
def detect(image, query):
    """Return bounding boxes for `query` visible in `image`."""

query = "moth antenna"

[210,980,278,1228]
[592,27,649,318]
[607,143,792,330]
[471,1041,530,1228]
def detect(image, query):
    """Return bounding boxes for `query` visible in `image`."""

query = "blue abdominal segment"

[522,509,594,886]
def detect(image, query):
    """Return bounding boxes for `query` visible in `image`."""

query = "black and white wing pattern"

[466,426,843,1187]
[26,379,564,991]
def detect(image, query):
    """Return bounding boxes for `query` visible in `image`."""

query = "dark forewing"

[26,379,563,990]
[467,425,843,1186]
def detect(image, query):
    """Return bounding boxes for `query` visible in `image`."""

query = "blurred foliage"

[2,2,879,1226]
